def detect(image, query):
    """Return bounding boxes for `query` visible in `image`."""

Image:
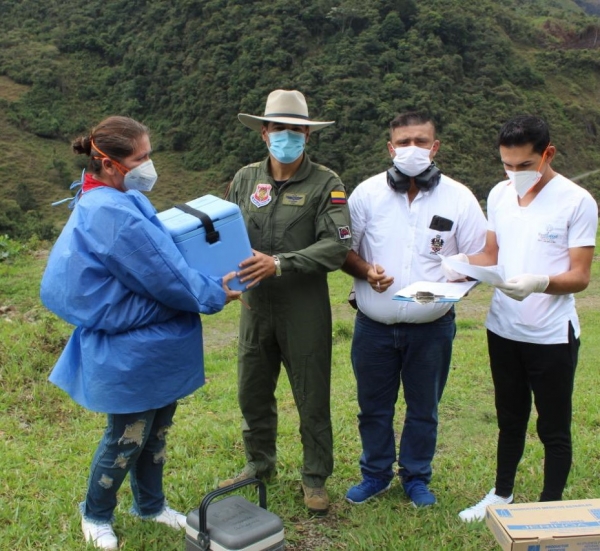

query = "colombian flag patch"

[330,190,347,205]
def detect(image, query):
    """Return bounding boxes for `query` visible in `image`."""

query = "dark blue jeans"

[81,402,177,523]
[351,309,456,484]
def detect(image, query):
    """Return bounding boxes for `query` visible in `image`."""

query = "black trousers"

[487,325,579,501]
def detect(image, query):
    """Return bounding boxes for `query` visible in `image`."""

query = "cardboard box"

[157,195,252,292]
[486,499,600,550]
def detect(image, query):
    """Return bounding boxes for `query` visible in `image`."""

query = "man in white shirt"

[446,115,598,522]
[342,112,487,507]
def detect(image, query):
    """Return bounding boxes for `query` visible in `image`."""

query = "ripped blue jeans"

[80,402,177,523]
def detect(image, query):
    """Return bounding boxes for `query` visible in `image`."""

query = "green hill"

[0,0,599,239]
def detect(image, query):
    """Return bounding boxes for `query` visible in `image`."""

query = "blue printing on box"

[157,195,252,292]
[507,521,600,530]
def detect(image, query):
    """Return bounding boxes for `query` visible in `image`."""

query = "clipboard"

[393,280,479,304]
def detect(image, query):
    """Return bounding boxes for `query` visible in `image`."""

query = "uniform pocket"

[536,218,568,254]
[423,230,454,256]
[284,202,315,231]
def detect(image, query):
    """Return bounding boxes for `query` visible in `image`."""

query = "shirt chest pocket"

[240,196,274,251]
[280,198,319,249]
[421,229,456,257]
[243,195,318,252]
[419,214,457,257]
[536,217,569,253]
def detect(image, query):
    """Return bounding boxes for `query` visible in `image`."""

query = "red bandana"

[82,172,111,193]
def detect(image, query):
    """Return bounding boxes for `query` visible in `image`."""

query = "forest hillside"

[1,0,599,239]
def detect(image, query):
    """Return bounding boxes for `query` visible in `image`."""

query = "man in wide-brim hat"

[222,89,352,515]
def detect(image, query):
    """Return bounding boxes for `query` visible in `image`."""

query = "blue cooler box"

[157,195,252,292]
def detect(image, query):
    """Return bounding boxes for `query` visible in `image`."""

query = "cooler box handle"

[198,478,267,534]
[174,203,220,244]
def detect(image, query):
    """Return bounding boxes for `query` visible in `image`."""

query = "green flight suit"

[227,154,352,487]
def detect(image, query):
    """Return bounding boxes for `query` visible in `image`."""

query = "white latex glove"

[441,253,469,281]
[497,274,550,301]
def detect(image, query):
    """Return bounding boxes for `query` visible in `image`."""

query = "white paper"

[393,280,479,303]
[439,254,506,286]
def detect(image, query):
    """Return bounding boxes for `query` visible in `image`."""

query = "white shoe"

[459,488,513,522]
[81,517,118,550]
[152,506,186,529]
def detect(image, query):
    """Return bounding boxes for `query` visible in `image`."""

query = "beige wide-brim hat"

[238,89,334,132]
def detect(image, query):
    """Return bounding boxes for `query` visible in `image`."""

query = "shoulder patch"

[330,190,347,205]
[338,226,352,240]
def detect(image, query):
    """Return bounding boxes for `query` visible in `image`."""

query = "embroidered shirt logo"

[430,234,444,254]
[538,224,560,243]
[250,183,273,208]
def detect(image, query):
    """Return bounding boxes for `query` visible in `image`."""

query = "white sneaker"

[459,488,514,522]
[152,506,186,529]
[81,517,118,550]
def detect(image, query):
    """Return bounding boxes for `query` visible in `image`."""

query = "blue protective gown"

[41,184,226,413]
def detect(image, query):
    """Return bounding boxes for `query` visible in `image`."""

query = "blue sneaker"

[402,479,436,507]
[346,476,391,504]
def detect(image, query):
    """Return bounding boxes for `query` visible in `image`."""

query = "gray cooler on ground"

[157,195,252,292]
[185,479,285,551]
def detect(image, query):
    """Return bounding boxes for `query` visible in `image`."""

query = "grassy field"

[1,242,600,550]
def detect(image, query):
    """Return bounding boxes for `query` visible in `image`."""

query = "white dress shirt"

[350,171,487,324]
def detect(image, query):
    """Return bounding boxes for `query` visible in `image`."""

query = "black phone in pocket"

[429,215,454,232]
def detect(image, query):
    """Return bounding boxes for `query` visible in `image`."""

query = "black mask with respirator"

[386,163,441,193]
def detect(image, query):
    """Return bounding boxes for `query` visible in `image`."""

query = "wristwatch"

[273,255,282,277]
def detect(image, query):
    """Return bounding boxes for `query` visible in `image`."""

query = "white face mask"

[123,160,158,192]
[505,169,542,199]
[392,146,432,177]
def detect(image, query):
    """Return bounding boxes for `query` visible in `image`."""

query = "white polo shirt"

[350,171,487,324]
[486,174,598,344]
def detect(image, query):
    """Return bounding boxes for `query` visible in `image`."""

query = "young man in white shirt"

[444,115,598,521]
[342,112,487,507]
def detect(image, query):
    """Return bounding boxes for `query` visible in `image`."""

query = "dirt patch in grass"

[0,76,30,102]
[0,304,18,320]
[286,506,346,550]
